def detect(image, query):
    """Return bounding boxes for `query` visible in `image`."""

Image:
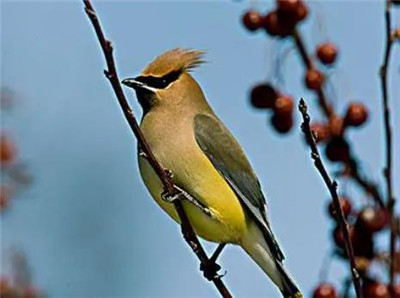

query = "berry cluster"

[313,196,395,297]
[244,1,307,134]
[1,90,40,296]
[0,276,41,298]
[242,0,307,37]
[242,0,399,296]
[250,83,294,133]
[245,0,343,137]
[0,88,32,212]
[0,252,42,298]
[313,281,400,298]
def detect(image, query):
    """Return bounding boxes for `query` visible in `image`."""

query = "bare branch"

[82,1,232,297]
[379,0,396,293]
[299,99,362,298]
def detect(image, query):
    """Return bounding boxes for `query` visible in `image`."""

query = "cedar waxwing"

[122,49,302,298]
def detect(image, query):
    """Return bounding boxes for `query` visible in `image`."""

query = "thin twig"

[380,0,396,293]
[82,1,232,297]
[299,99,362,298]
[291,29,385,208]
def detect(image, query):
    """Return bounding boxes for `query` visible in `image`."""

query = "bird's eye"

[135,70,181,89]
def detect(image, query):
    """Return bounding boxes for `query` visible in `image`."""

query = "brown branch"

[82,1,232,297]
[299,99,362,298]
[291,28,385,208]
[380,0,396,293]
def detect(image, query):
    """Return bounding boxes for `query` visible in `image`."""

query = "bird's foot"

[200,261,224,281]
[161,189,182,203]
[138,148,147,159]
[161,185,214,218]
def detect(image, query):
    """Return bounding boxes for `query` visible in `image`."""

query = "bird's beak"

[121,78,146,90]
[121,77,157,93]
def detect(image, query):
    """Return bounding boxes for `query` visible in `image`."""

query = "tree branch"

[299,99,362,298]
[291,29,384,208]
[82,1,232,297]
[379,0,396,293]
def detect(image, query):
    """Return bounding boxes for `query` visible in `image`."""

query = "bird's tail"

[240,222,302,298]
[274,260,303,298]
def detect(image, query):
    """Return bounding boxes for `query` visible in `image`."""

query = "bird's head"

[122,48,206,114]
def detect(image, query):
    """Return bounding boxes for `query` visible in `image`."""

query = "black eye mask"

[135,70,181,89]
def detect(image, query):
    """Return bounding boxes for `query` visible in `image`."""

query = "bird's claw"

[138,148,147,159]
[161,189,182,203]
[200,261,223,281]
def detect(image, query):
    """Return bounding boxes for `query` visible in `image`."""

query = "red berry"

[333,225,354,249]
[277,0,301,13]
[316,42,338,65]
[333,225,373,259]
[305,69,325,90]
[334,223,374,259]
[273,95,294,116]
[0,276,12,296]
[0,135,16,164]
[325,138,350,162]
[0,186,10,212]
[250,84,278,109]
[264,10,294,37]
[277,0,308,23]
[329,116,344,137]
[270,113,293,134]
[263,12,280,36]
[395,27,400,39]
[328,197,352,219]
[312,283,337,298]
[354,230,374,259]
[344,102,368,127]
[363,282,390,298]
[293,1,308,22]
[242,10,264,32]
[310,122,330,143]
[358,207,388,233]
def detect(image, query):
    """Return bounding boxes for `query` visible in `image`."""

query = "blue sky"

[1,1,399,297]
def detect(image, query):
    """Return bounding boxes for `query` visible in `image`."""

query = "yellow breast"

[138,111,247,243]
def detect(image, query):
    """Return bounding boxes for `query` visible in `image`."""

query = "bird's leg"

[160,169,181,202]
[200,243,226,281]
[161,185,215,219]
[161,188,183,203]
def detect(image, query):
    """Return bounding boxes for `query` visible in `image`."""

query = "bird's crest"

[141,48,205,77]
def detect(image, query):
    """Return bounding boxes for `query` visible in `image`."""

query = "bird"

[122,48,302,298]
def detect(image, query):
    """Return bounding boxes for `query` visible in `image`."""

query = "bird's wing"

[194,113,284,261]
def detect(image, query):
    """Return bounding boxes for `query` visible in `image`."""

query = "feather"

[194,113,285,262]
[142,48,205,77]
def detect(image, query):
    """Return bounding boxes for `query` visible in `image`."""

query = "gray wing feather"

[194,113,284,261]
